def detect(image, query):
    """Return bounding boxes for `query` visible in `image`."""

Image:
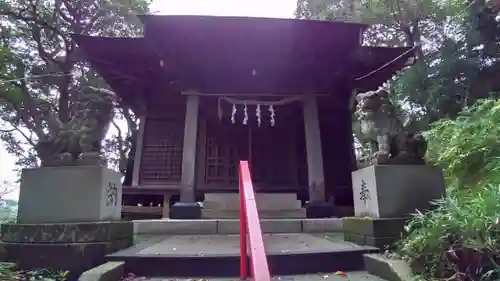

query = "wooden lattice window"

[139,118,184,183]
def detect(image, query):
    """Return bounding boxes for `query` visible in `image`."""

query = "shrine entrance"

[197,96,306,192]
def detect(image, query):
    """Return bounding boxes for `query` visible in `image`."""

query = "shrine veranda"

[73,15,414,219]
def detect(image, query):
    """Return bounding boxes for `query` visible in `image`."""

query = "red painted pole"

[239,160,271,281]
[239,167,248,280]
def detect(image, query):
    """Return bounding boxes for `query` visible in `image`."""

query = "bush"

[397,185,500,280]
[424,99,500,188]
[0,263,68,281]
[396,99,500,281]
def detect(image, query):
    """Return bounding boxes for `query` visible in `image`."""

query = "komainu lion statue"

[36,87,116,167]
[354,89,427,167]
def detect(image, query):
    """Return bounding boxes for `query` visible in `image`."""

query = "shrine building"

[73,15,414,219]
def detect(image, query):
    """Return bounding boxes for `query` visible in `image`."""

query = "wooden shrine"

[73,15,414,219]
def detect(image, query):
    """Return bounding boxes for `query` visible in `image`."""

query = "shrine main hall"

[73,15,414,219]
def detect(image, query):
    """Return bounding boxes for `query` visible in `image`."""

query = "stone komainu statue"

[36,87,116,167]
[354,89,427,167]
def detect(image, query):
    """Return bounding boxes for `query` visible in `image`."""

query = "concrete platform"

[133,218,343,235]
[106,233,378,277]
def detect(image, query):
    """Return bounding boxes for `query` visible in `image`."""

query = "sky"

[0,0,297,201]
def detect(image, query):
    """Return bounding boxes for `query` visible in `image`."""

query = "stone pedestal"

[344,165,446,248]
[17,166,123,223]
[171,202,202,219]
[351,165,445,218]
[306,201,334,218]
[1,221,133,280]
[3,166,131,280]
[343,216,408,249]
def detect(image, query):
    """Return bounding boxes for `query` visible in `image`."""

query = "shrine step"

[120,271,389,281]
[202,192,305,219]
[201,208,306,219]
[133,218,343,235]
[202,192,303,210]
[106,233,379,277]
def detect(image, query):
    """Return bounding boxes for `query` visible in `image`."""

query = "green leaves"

[397,184,500,280]
[397,99,500,279]
[425,99,500,188]
[0,0,147,169]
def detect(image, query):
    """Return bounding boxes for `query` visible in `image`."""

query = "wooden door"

[203,121,249,189]
[250,122,299,191]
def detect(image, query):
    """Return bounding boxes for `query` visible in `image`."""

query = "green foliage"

[397,185,500,280]
[0,263,69,281]
[0,0,147,171]
[396,100,500,280]
[425,99,500,188]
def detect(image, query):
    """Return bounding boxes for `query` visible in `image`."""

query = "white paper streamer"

[231,104,237,124]
[269,105,275,127]
[243,103,248,125]
[256,104,262,127]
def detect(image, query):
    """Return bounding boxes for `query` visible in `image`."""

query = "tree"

[295,0,500,123]
[0,0,150,174]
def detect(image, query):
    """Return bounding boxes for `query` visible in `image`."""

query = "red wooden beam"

[239,161,271,281]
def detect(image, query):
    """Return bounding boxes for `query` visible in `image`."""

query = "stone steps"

[202,208,306,219]
[202,192,306,219]
[202,193,303,210]
[133,218,343,235]
[127,271,389,281]
[106,233,379,277]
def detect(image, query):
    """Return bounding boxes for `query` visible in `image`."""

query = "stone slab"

[352,165,446,218]
[1,221,133,243]
[133,219,217,235]
[131,219,344,235]
[109,233,374,257]
[4,238,132,274]
[203,193,302,210]
[342,217,408,249]
[202,209,306,219]
[303,218,343,233]
[17,166,123,223]
[142,271,387,281]
[78,262,125,281]
[342,217,408,237]
[107,233,378,277]
[344,233,399,249]
[364,254,414,281]
[217,218,302,234]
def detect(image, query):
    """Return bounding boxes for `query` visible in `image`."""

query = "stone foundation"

[1,221,133,280]
[342,216,408,249]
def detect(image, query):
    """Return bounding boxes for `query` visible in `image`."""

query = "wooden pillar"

[171,95,201,219]
[180,95,199,201]
[131,115,146,187]
[303,94,333,218]
[162,194,172,218]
